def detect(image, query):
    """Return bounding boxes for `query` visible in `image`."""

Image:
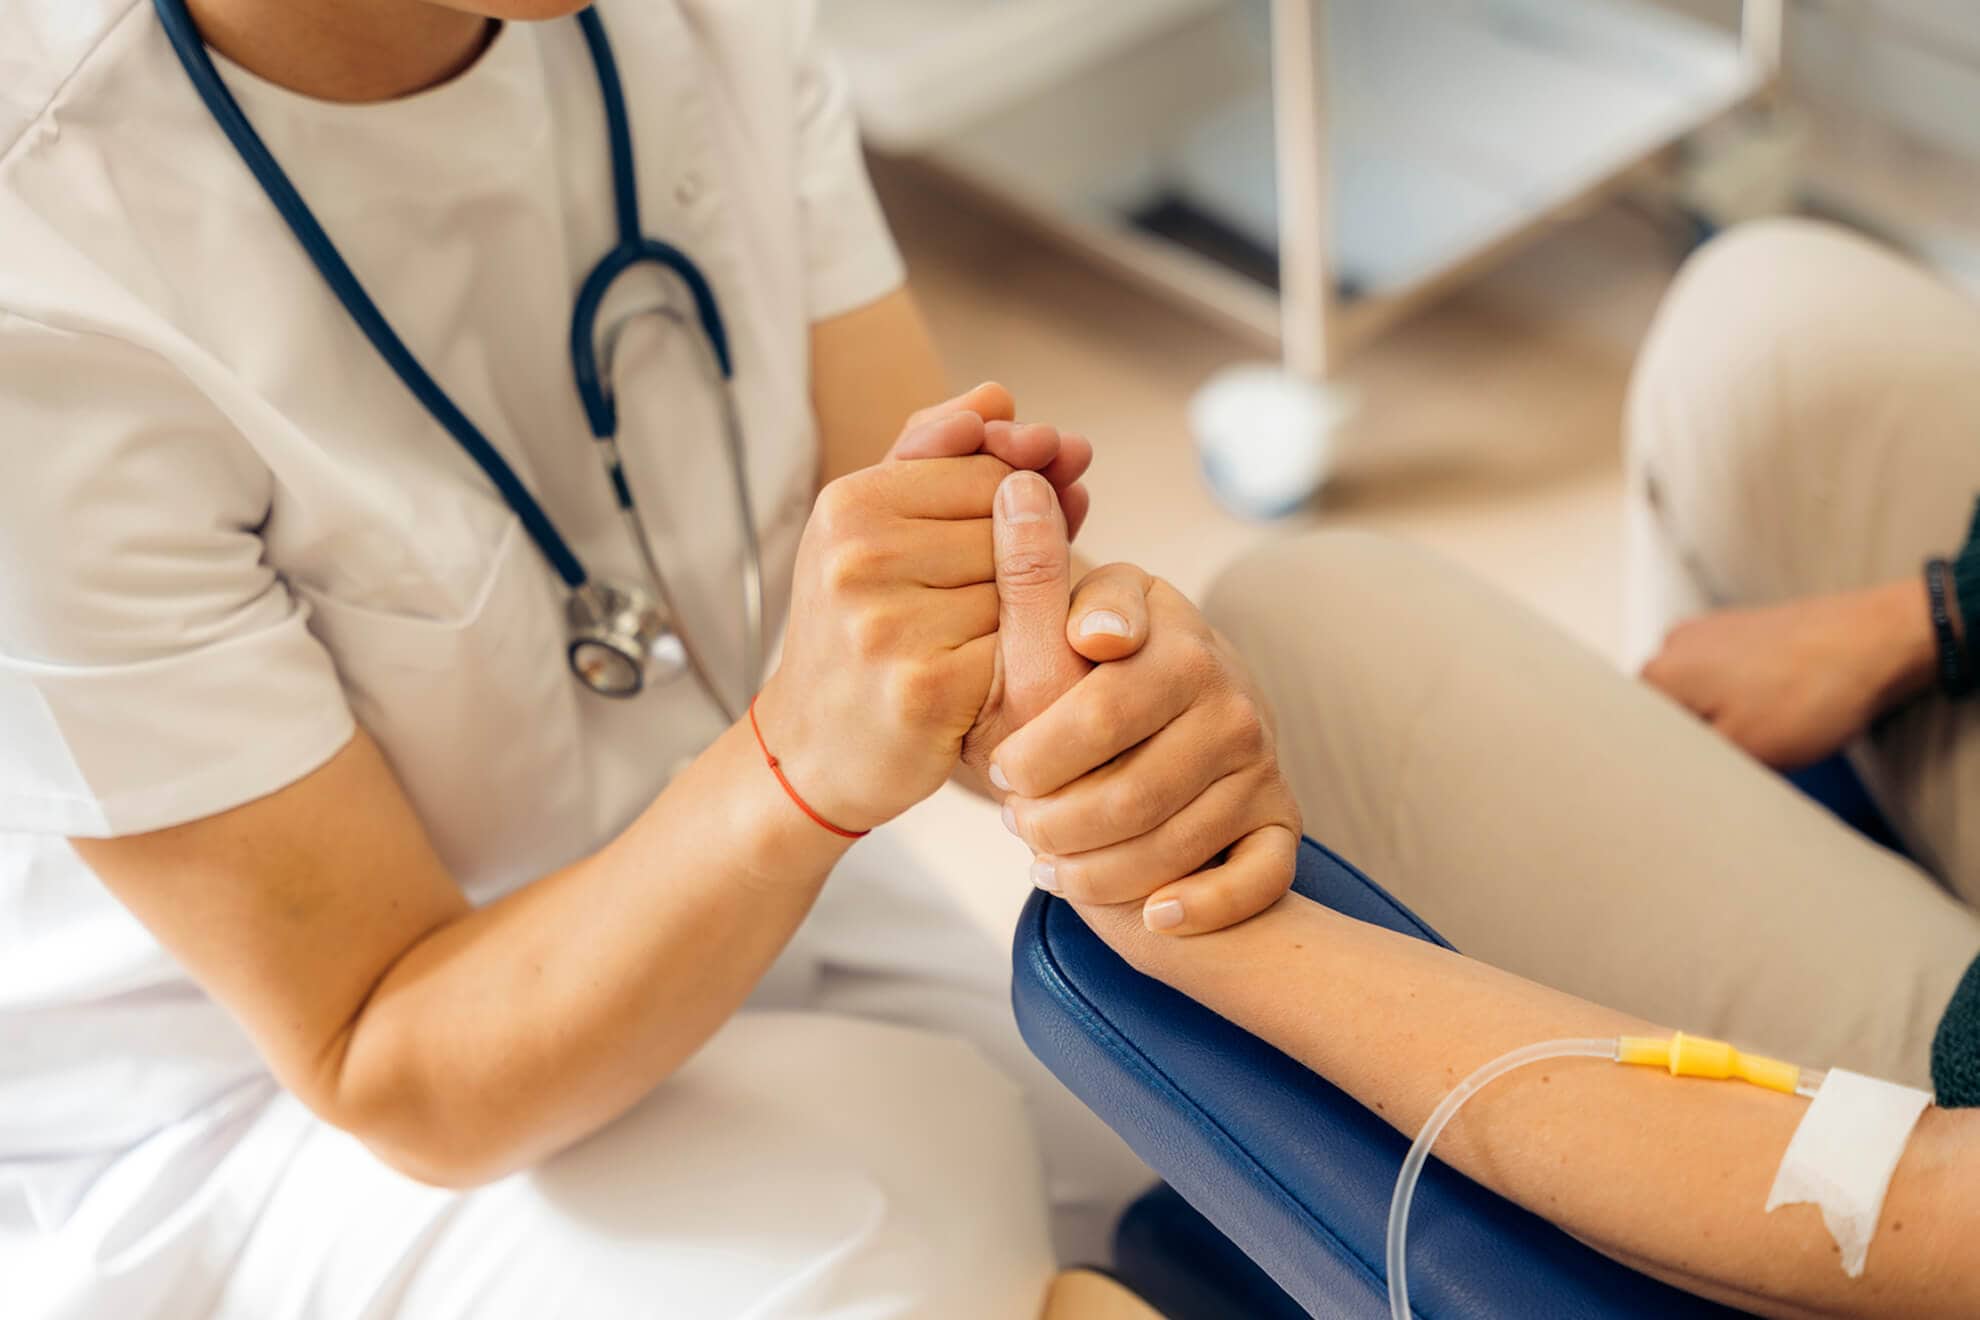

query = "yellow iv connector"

[1616,1031,1823,1098]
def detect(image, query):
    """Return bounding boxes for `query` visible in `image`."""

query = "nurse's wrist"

[747,674,888,838]
[707,717,859,893]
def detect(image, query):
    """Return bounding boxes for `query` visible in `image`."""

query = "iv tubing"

[1386,1038,1615,1320]
[1385,1034,1821,1319]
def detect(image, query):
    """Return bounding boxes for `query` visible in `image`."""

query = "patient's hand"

[971,469,1300,935]
[1641,579,1938,770]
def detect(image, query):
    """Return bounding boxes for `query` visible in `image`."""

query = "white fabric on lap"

[13,1015,1057,1320]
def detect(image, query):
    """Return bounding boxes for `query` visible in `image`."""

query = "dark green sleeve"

[1955,495,1980,643]
[1933,953,1980,1106]
[1926,499,1980,1103]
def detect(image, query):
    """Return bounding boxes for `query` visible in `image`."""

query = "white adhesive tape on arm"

[1765,1068,1931,1277]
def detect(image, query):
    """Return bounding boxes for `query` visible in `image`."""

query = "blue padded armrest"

[1115,1182,1310,1319]
[1013,837,1745,1317]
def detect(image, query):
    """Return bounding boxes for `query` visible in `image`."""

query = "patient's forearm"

[1074,894,1979,1318]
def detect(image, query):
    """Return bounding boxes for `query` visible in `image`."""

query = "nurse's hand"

[755,416,1016,834]
[887,384,1144,667]
[977,473,1300,936]
[887,382,1093,540]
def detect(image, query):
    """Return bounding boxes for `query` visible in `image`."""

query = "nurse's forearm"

[1074,895,1980,1317]
[329,717,853,1186]
[812,287,950,482]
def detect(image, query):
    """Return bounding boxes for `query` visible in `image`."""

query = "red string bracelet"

[747,696,868,840]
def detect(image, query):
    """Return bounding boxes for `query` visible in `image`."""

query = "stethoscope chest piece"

[566,581,690,698]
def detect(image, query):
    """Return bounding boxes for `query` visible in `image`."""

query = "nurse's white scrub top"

[0,0,903,1182]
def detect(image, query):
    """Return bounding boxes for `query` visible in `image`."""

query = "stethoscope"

[153,0,765,717]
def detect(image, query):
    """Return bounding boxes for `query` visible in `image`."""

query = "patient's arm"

[1074,893,1978,1319]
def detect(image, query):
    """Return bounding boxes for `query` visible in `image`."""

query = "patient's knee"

[1626,218,1916,479]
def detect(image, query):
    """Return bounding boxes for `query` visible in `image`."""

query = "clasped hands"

[758,383,1299,935]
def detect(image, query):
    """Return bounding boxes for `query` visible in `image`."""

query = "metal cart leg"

[1742,0,1786,85]
[1270,0,1335,382]
[1186,0,1351,520]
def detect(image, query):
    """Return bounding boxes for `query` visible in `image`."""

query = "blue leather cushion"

[1114,1182,1310,1320]
[1013,836,1745,1317]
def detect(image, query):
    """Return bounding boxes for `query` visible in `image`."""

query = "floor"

[869,159,1695,938]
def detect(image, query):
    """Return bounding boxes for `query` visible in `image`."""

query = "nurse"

[0,1,1302,1316]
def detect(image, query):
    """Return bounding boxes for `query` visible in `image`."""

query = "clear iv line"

[1386,1038,1615,1320]
[1386,1034,1824,1320]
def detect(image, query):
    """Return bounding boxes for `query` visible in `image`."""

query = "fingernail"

[1078,609,1130,639]
[1001,804,1020,836]
[1144,899,1186,932]
[998,471,1051,525]
[988,763,1012,792]
[1030,859,1060,892]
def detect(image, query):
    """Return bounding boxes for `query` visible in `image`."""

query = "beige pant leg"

[1207,531,1980,1085]
[1624,218,1980,895]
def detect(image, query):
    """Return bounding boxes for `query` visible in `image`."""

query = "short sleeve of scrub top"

[789,0,906,321]
[0,313,357,840]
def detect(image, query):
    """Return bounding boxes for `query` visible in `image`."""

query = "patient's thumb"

[994,472,1089,725]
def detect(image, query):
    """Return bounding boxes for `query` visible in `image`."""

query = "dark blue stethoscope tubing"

[153,0,740,591]
[570,239,734,439]
[575,6,645,251]
[151,0,589,590]
[569,8,734,437]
